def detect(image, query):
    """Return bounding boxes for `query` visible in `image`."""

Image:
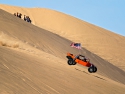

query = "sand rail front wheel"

[88,66,97,73]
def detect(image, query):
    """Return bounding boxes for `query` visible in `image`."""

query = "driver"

[74,54,87,62]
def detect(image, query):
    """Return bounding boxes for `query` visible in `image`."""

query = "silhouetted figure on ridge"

[24,15,27,21]
[26,16,32,23]
[14,13,16,16]
[18,13,22,18]
[16,12,19,17]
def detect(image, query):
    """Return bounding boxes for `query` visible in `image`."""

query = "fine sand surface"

[1,4,125,71]
[0,4,125,94]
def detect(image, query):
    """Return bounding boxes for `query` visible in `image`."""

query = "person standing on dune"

[24,15,27,21]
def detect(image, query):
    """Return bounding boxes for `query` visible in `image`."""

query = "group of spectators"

[14,12,32,23]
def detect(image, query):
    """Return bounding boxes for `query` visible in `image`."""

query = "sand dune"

[0,46,125,94]
[0,4,125,94]
[0,4,125,71]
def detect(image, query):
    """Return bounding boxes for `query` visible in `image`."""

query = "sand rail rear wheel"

[67,59,76,65]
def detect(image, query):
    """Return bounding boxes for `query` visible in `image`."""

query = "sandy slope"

[1,4,125,69]
[1,4,125,71]
[29,8,125,71]
[0,4,125,94]
[0,47,125,94]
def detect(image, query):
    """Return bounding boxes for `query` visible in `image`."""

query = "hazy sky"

[0,0,125,36]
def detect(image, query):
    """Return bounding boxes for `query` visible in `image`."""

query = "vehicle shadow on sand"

[93,75,106,81]
[75,68,106,81]
[75,68,90,75]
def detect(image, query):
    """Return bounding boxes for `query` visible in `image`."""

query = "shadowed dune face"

[0,5,125,94]
[0,4,125,71]
[0,46,125,94]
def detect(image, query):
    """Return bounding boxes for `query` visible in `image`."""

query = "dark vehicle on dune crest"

[66,53,97,73]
